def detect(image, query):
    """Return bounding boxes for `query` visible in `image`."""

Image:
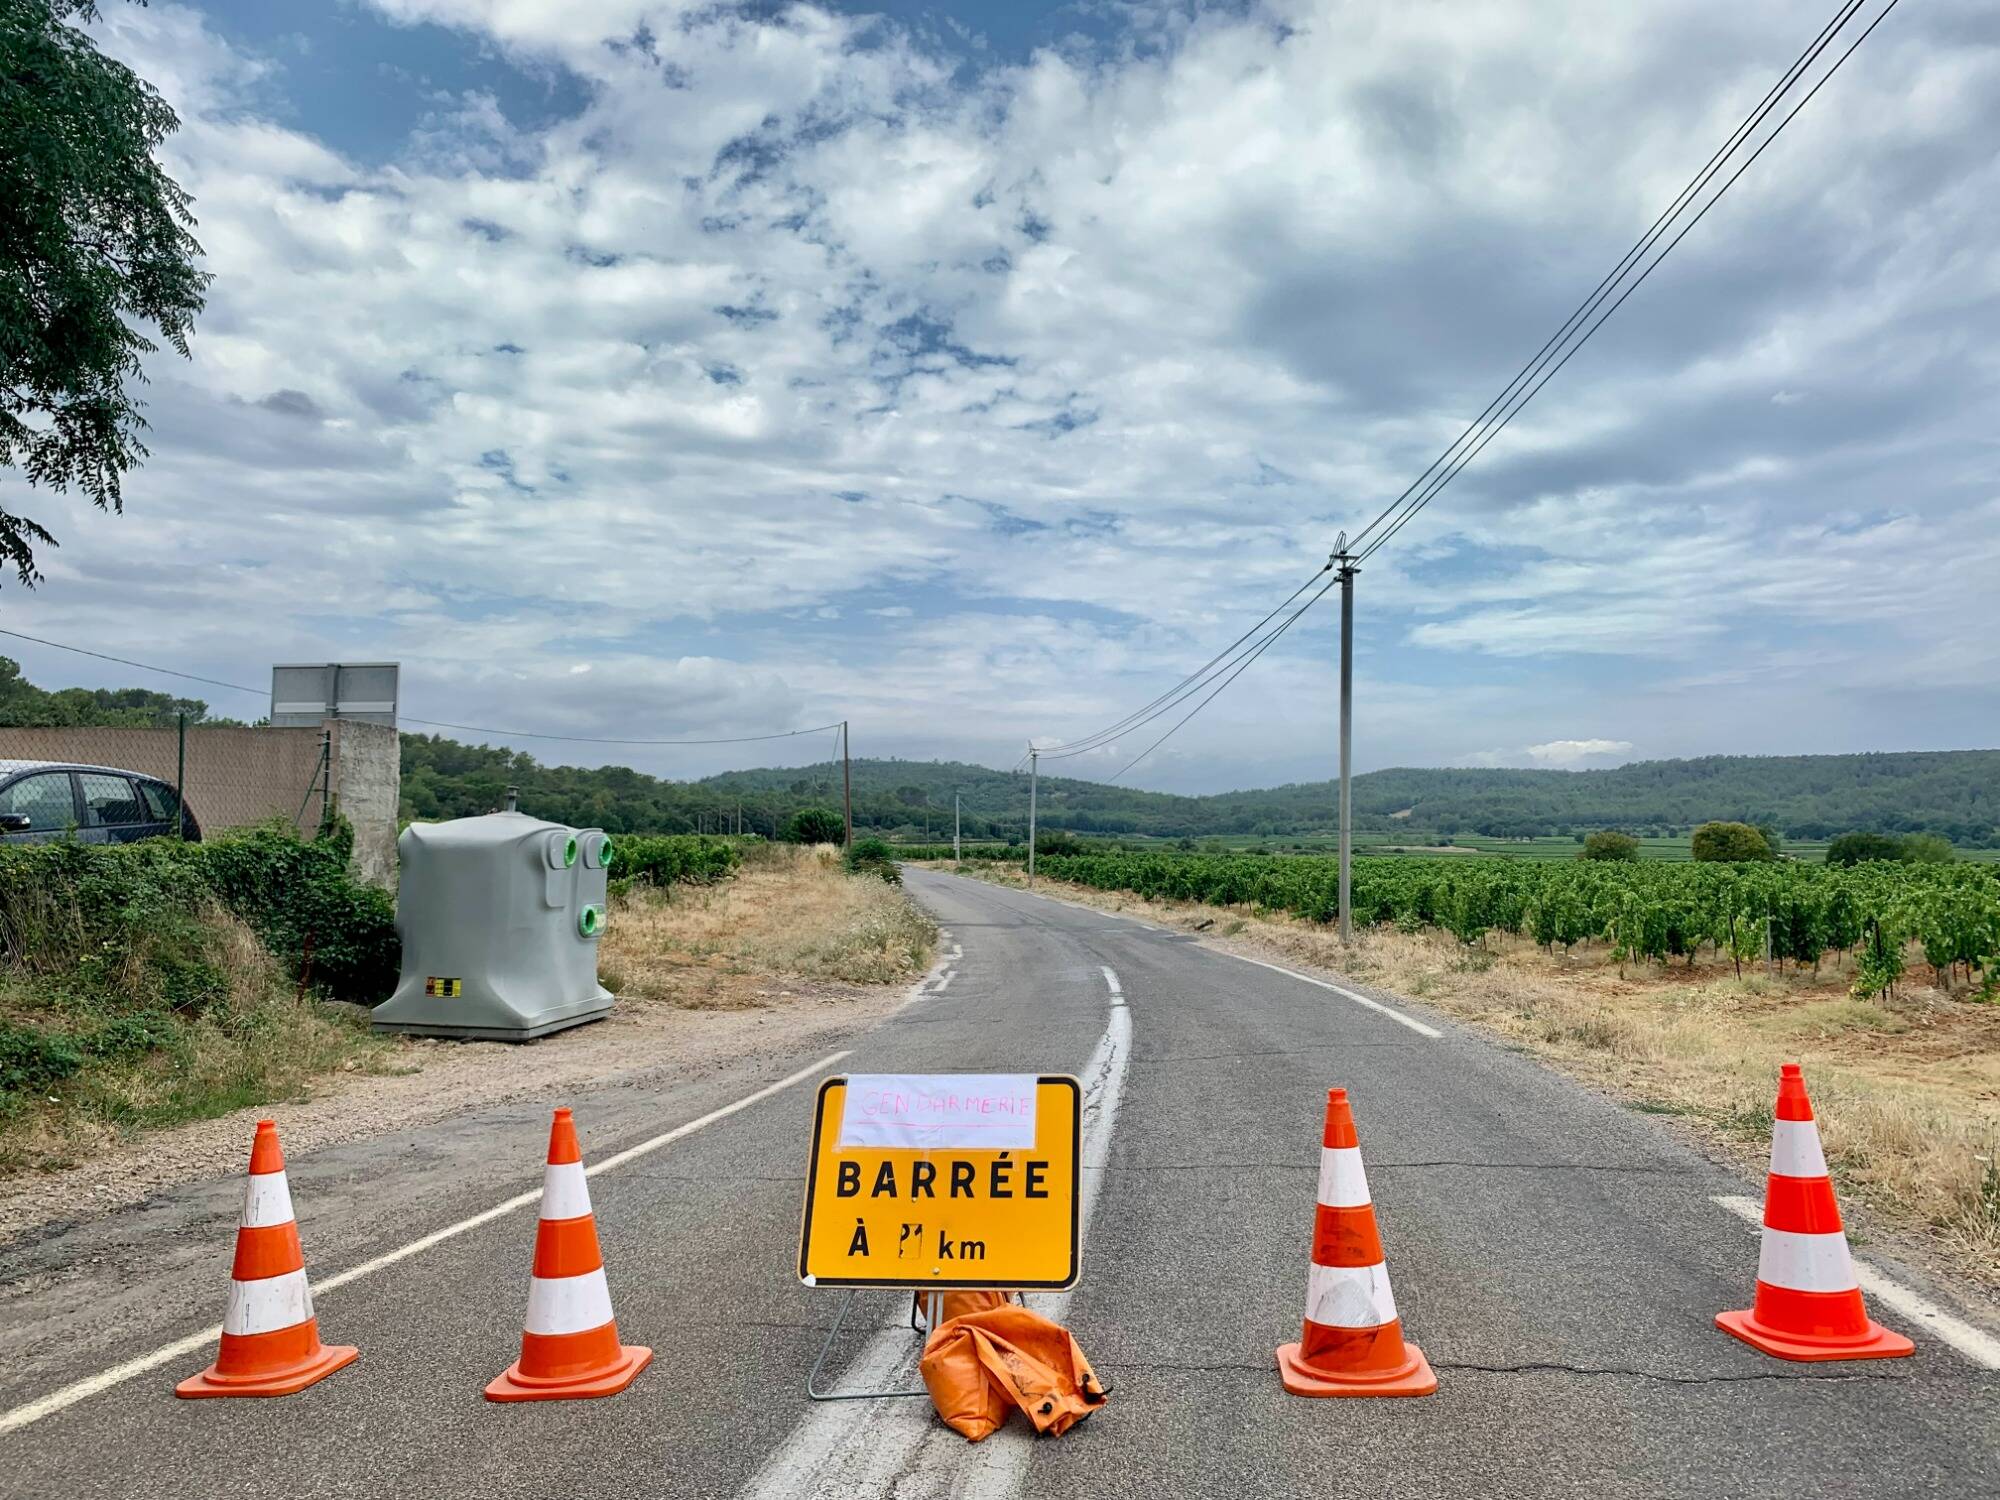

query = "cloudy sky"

[6,0,1996,791]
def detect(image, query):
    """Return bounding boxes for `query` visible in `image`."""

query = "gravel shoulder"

[0,979,913,1246]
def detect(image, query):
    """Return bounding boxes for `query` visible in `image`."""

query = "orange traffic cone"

[176,1120,357,1398]
[1276,1089,1436,1397]
[486,1107,653,1401]
[1716,1063,1913,1362]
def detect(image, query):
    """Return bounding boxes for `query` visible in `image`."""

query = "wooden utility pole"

[1028,746,1039,887]
[1335,539,1357,943]
[954,792,961,869]
[842,720,853,851]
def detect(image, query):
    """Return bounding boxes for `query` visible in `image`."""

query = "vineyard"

[610,834,741,889]
[1029,851,2000,998]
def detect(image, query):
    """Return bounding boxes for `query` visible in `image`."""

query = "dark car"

[0,760,201,845]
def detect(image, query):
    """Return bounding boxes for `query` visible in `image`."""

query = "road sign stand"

[804,1287,1028,1402]
[797,1072,1079,1402]
[804,1289,940,1403]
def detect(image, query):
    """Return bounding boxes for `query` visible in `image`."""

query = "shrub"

[1826,831,1907,866]
[613,834,741,890]
[785,807,845,845]
[1691,821,1774,862]
[844,835,901,884]
[0,1022,82,1094]
[1580,831,1640,862]
[1899,833,1955,865]
[194,820,398,1003]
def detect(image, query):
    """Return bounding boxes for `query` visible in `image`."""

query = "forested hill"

[0,654,1987,840]
[697,749,2000,844]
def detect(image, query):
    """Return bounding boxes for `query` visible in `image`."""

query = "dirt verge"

[0,847,936,1244]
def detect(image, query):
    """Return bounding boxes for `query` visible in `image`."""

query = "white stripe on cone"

[1757,1227,1858,1294]
[1305,1261,1398,1329]
[223,1268,315,1336]
[541,1161,592,1221]
[241,1171,295,1229]
[1315,1146,1371,1209]
[524,1267,615,1336]
[1769,1119,1828,1180]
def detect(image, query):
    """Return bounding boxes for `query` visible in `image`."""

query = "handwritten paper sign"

[838,1073,1039,1151]
[800,1074,1081,1289]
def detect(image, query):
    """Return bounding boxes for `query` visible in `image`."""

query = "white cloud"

[18,0,1993,786]
[1526,739,1635,766]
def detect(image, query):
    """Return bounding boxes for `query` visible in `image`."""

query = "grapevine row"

[1028,852,2000,997]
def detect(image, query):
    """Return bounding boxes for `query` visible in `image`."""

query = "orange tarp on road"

[918,1304,1107,1442]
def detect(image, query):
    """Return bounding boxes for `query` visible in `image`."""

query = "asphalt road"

[2,868,1995,1498]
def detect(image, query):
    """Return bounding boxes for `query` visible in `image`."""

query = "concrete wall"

[0,720,399,887]
[329,719,400,888]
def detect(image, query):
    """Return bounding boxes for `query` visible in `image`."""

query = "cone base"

[485,1344,653,1402]
[1715,1308,1913,1363]
[1277,1339,1436,1398]
[175,1343,357,1399]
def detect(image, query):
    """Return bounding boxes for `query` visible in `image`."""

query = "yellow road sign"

[797,1074,1081,1290]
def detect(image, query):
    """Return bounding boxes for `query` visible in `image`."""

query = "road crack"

[1430,1359,1909,1386]
[1095,1358,1914,1386]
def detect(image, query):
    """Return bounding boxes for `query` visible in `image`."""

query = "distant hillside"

[704,749,2000,844]
[4,658,1988,842]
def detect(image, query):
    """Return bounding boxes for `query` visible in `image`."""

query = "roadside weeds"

[0,845,936,1240]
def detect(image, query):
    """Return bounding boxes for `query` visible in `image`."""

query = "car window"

[138,781,180,821]
[78,773,145,828]
[0,772,77,830]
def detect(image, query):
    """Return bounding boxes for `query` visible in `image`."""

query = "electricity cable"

[1037,560,1332,761]
[1344,0,1868,556]
[1105,573,1339,782]
[1356,0,1902,566]
[0,626,843,747]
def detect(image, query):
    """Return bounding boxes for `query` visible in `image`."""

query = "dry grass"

[957,864,2000,1288]
[1,908,393,1176]
[602,843,937,1009]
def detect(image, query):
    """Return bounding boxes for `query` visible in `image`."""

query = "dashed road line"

[1218,952,1442,1038]
[0,1050,852,1437]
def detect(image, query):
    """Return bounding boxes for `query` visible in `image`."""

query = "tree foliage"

[0,654,238,726]
[1826,831,1907,866]
[1898,833,1955,865]
[1580,830,1640,862]
[1,0,210,583]
[783,807,845,845]
[1691,822,1774,863]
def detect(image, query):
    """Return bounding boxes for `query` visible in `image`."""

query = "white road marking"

[0,1049,851,1436]
[1219,952,1442,1038]
[1711,1195,2000,1369]
[940,869,1435,1037]
[919,940,964,995]
[736,967,1132,1500]
[954,971,1131,1500]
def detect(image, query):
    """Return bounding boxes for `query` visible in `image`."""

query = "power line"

[0,626,844,748]
[1104,573,1339,782]
[1351,0,1898,565]
[1344,0,1868,558]
[0,628,266,697]
[1037,560,1332,761]
[395,714,845,746]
